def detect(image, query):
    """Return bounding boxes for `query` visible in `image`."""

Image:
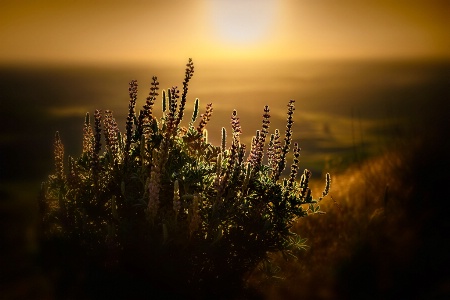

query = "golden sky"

[0,0,448,64]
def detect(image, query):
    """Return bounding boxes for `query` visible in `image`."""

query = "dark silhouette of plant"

[39,58,330,299]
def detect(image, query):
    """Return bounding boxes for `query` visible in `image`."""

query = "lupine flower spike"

[54,131,64,182]
[176,58,194,127]
[278,100,295,180]
[126,80,138,155]
[288,142,301,190]
[319,173,331,201]
[82,112,94,161]
[196,102,213,136]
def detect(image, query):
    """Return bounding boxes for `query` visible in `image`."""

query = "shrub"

[39,59,330,299]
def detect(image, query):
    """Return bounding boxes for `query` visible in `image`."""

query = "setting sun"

[209,0,277,46]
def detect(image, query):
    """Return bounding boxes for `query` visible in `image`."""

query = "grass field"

[250,119,450,299]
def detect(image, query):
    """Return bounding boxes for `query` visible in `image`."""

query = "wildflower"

[162,90,170,117]
[103,110,122,165]
[248,130,260,164]
[54,131,64,182]
[166,86,180,135]
[230,109,242,155]
[221,127,227,153]
[299,169,312,201]
[269,129,282,180]
[90,109,102,191]
[138,76,159,137]
[125,80,138,155]
[219,110,241,193]
[196,102,213,136]
[279,100,295,174]
[190,98,200,127]
[273,100,295,181]
[230,109,242,140]
[82,113,94,161]
[143,76,159,121]
[250,105,271,169]
[176,58,194,127]
[319,173,331,201]
[288,142,301,190]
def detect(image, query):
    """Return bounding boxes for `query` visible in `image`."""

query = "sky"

[0,0,448,65]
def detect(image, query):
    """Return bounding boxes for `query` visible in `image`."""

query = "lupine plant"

[39,59,331,299]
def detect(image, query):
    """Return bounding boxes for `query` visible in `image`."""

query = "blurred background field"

[1,58,447,192]
[1,0,449,298]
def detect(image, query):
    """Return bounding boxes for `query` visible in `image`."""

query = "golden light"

[209,0,277,46]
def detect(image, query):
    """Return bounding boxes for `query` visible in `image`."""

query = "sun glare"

[210,0,276,46]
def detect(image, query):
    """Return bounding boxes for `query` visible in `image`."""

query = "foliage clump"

[39,59,330,299]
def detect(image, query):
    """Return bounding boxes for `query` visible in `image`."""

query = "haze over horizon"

[1,0,448,65]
